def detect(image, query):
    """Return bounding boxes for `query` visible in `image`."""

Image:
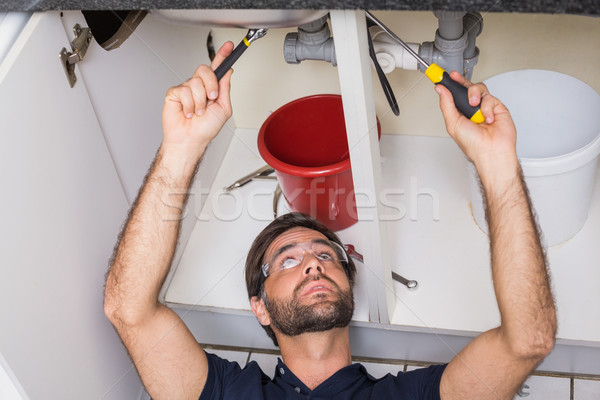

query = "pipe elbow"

[371,40,420,72]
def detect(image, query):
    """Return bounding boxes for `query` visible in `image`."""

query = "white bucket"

[469,70,600,247]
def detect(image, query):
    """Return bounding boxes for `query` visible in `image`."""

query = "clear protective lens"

[262,240,348,278]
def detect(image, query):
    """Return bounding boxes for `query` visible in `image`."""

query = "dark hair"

[245,212,357,346]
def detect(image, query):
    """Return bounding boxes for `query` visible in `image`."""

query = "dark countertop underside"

[1,0,599,16]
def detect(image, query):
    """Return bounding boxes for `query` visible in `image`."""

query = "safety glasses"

[261,239,348,280]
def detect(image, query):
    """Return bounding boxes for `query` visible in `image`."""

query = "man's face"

[259,227,354,337]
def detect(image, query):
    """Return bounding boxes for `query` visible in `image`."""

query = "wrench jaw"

[392,271,419,291]
[247,28,268,44]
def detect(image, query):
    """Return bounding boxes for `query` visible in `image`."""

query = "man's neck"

[278,327,352,390]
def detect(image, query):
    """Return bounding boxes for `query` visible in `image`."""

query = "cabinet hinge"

[59,24,93,88]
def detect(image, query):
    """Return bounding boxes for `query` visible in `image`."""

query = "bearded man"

[104,41,556,400]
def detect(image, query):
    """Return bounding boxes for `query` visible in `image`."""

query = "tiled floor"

[574,379,600,400]
[202,345,600,399]
[515,375,571,399]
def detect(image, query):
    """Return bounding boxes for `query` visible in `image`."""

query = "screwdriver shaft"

[365,10,484,124]
[365,11,430,69]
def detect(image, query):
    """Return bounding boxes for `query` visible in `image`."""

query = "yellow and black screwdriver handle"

[424,63,485,124]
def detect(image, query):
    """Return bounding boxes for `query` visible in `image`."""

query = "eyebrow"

[269,238,333,261]
[270,242,297,261]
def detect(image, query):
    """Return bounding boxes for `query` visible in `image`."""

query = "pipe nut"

[463,47,480,68]
[298,21,330,45]
[284,32,300,64]
[298,15,329,33]
[433,10,466,21]
[418,42,434,72]
[434,29,468,54]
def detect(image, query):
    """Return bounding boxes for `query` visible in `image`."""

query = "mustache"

[293,274,341,297]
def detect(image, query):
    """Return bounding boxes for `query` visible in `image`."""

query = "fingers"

[170,72,211,119]
[448,71,495,124]
[435,84,463,137]
[210,41,235,71]
[216,68,233,116]
[173,41,234,117]
[192,64,219,103]
[164,85,196,119]
[449,70,470,87]
[164,71,218,119]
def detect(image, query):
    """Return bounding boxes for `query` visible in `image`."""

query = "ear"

[250,296,271,326]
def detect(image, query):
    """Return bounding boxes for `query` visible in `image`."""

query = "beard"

[262,274,355,337]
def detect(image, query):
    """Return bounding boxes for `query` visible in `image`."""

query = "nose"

[302,251,324,276]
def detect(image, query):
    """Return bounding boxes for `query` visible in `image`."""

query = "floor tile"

[513,375,571,400]
[248,353,281,378]
[359,361,405,379]
[204,348,250,367]
[574,378,600,400]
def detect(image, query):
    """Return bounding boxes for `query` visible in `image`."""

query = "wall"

[212,11,600,137]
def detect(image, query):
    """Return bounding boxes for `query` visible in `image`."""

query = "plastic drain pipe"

[370,25,421,73]
[419,10,468,75]
[284,15,337,66]
[370,11,482,79]
[284,12,483,80]
[463,12,483,80]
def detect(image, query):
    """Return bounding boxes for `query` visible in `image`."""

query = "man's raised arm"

[103,42,234,400]
[437,72,557,400]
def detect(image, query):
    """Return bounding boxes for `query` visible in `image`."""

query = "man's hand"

[161,41,235,159]
[436,71,519,183]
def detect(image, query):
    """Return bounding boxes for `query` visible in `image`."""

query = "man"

[104,41,557,399]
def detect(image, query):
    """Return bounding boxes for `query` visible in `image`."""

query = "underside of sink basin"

[151,9,330,28]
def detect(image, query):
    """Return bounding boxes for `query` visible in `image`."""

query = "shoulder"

[199,352,272,400]
[368,364,448,400]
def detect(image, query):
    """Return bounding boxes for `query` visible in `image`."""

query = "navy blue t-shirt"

[200,352,447,399]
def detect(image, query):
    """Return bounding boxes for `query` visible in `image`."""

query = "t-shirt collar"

[274,357,375,396]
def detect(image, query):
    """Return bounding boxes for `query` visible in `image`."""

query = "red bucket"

[257,94,380,231]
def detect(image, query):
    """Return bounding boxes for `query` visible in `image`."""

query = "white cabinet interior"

[162,11,600,376]
[4,9,595,383]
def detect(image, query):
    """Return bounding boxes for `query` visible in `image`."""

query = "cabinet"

[160,11,600,376]
[0,12,141,398]
[2,12,598,397]
[0,10,230,397]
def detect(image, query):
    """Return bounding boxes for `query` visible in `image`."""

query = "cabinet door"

[0,12,140,399]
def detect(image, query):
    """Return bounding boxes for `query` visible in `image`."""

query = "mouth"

[302,281,333,296]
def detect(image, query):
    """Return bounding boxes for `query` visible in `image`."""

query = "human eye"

[278,256,300,270]
[314,245,337,261]
[318,252,335,262]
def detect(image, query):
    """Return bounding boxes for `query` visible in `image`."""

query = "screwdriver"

[365,11,484,124]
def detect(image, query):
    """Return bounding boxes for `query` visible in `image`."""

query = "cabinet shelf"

[380,135,600,346]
